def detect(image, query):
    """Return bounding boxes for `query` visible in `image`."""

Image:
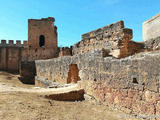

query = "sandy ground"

[0,71,140,120]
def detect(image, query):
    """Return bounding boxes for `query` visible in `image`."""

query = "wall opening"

[133,78,138,84]
[39,35,45,47]
[67,64,80,84]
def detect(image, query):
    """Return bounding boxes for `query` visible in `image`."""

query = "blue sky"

[0,0,159,46]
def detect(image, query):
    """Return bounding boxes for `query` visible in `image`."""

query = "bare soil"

[0,71,140,120]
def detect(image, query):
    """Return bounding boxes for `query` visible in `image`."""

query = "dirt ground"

[0,71,140,120]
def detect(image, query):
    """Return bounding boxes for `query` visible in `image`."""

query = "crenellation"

[23,41,28,48]
[0,40,27,47]
[16,40,21,47]
[9,40,14,46]
[1,15,160,118]
[1,40,6,45]
[0,17,58,73]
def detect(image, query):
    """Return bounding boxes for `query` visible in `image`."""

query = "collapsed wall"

[71,21,143,58]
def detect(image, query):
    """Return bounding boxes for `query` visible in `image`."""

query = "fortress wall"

[7,47,21,72]
[0,40,24,73]
[72,21,143,58]
[0,47,7,71]
[0,39,57,73]
[35,50,160,117]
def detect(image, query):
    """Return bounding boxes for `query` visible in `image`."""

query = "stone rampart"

[35,50,160,117]
[0,40,26,73]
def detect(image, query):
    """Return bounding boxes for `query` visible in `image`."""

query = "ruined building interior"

[1,13,160,118]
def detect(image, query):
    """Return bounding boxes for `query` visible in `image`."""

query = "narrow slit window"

[39,35,45,47]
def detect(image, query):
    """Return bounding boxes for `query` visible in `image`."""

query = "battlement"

[0,40,28,47]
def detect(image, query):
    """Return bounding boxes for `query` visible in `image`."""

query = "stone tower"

[28,17,57,49]
[26,17,58,60]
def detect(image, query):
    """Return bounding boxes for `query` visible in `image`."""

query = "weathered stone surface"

[1,16,160,118]
[143,13,160,41]
[72,21,143,58]
[35,49,160,116]
[145,36,160,50]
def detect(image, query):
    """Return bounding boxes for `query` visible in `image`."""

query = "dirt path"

[0,71,140,120]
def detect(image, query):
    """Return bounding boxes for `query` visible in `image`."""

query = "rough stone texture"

[1,16,160,117]
[143,13,160,41]
[72,21,143,58]
[144,36,160,50]
[35,50,160,117]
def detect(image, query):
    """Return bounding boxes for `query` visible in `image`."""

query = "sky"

[0,0,159,47]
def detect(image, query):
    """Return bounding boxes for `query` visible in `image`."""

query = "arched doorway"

[67,64,81,84]
[39,35,45,47]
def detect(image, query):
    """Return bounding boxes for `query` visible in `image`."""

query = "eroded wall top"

[71,21,136,58]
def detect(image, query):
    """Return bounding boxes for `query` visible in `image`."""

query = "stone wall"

[143,13,160,41]
[0,39,58,73]
[0,40,24,73]
[144,36,160,50]
[35,50,160,117]
[28,17,57,49]
[0,17,59,73]
[27,17,58,60]
[71,21,143,58]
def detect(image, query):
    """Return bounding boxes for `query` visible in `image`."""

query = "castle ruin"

[0,17,58,73]
[1,13,160,118]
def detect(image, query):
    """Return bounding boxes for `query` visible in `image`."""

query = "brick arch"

[67,64,80,84]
